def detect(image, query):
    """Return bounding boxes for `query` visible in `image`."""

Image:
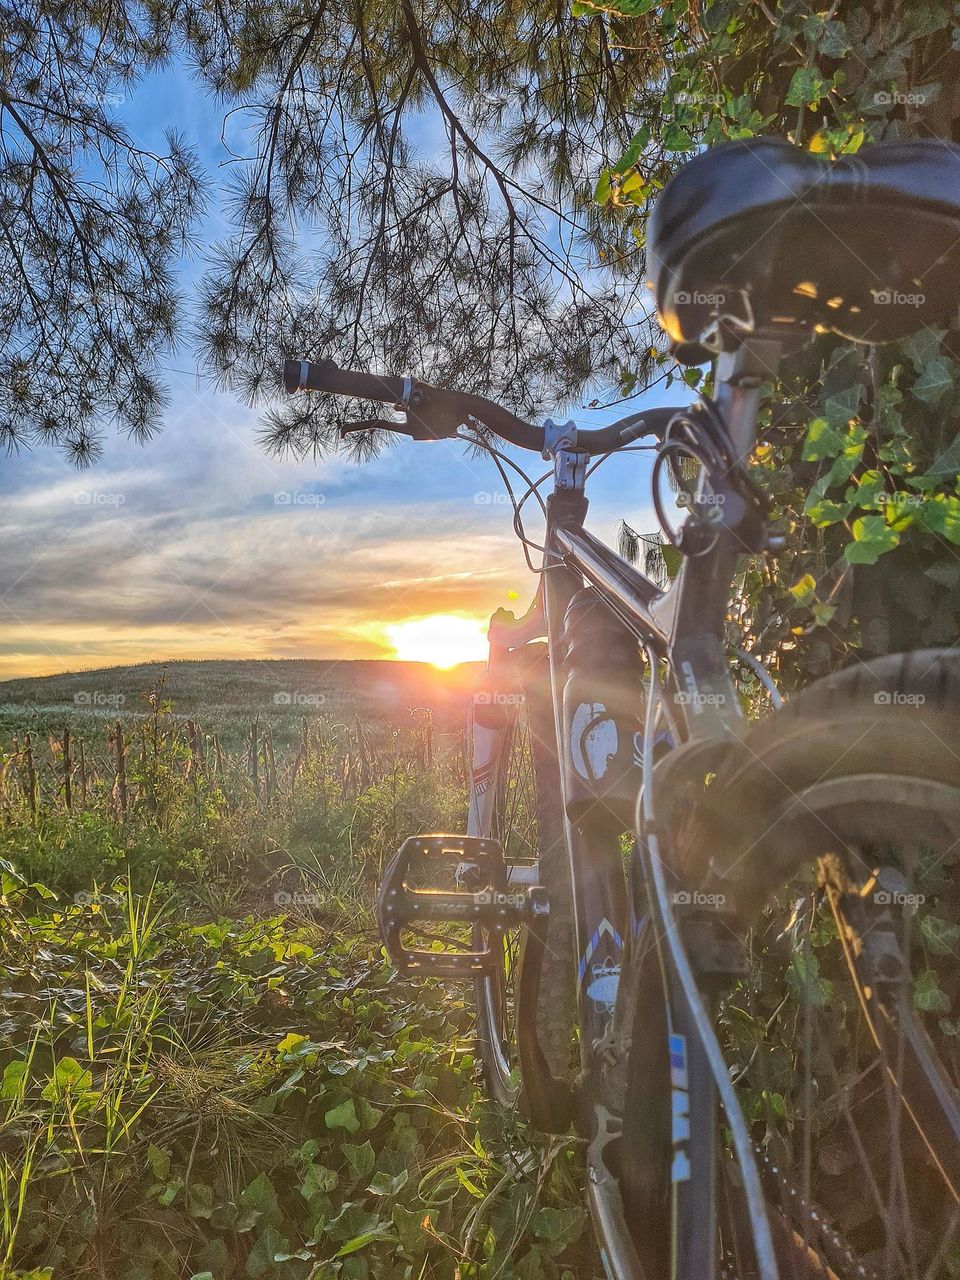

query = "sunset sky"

[0,60,674,680]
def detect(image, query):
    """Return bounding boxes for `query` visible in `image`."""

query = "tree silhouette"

[0,2,204,462]
[186,0,677,456]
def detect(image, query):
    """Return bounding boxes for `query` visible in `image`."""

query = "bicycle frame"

[468,335,784,1279]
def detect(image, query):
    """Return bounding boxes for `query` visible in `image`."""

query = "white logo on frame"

[571,702,618,781]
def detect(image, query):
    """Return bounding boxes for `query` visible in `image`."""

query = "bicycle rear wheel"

[471,643,576,1112]
[620,649,960,1278]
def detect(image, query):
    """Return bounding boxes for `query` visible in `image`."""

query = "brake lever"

[339,416,417,439]
[340,399,463,442]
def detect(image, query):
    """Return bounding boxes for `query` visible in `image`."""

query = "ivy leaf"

[926,434,960,480]
[239,1172,281,1228]
[818,19,851,57]
[926,559,960,590]
[342,1140,376,1180]
[823,384,863,425]
[875,383,903,434]
[41,1056,93,1102]
[802,417,844,461]
[393,1205,431,1254]
[325,1099,360,1133]
[534,1206,587,1253]
[702,0,736,34]
[147,1144,171,1182]
[187,1183,215,1219]
[662,122,695,151]
[901,327,945,371]
[786,67,828,109]
[851,469,886,508]
[612,125,651,174]
[786,951,831,1006]
[914,969,951,1014]
[826,442,864,486]
[921,495,960,544]
[593,169,612,205]
[844,515,900,564]
[300,1163,338,1201]
[913,356,957,406]
[276,1032,317,1062]
[368,1169,408,1197]
[920,915,960,957]
[811,602,837,626]
[158,1178,184,1207]
[805,477,854,526]
[789,573,817,605]
[245,1225,288,1278]
[0,1060,28,1100]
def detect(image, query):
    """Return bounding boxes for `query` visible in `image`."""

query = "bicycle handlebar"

[282,357,678,455]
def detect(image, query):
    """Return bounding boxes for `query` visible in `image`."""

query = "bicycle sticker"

[578,917,623,1013]
[570,701,618,780]
[669,1032,691,1183]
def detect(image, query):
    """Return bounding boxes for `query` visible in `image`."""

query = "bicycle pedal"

[376,834,538,977]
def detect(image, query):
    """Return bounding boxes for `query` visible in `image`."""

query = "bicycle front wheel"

[470,643,576,1112]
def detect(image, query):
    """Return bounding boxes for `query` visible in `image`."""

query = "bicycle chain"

[717,1145,881,1280]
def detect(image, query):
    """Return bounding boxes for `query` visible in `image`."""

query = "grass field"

[0,659,484,749]
[0,659,599,1280]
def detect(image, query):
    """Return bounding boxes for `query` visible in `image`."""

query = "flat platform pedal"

[376,834,541,977]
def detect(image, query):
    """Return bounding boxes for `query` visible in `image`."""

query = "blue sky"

[0,59,681,678]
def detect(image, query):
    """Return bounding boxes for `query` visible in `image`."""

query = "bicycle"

[283,136,960,1279]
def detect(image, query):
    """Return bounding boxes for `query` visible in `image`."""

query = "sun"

[385,614,488,668]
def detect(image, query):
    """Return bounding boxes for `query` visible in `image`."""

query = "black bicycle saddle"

[648,136,960,362]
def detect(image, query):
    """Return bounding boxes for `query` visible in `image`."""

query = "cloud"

[0,400,526,676]
[0,358,662,679]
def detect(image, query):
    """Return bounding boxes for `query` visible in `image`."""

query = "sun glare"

[385,615,488,668]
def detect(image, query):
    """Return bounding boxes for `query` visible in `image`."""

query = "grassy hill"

[0,658,484,748]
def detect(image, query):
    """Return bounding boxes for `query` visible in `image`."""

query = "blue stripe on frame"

[577,918,624,985]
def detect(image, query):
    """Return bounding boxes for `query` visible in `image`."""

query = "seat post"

[713,336,782,463]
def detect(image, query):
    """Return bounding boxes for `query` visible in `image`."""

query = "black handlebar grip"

[283,357,407,404]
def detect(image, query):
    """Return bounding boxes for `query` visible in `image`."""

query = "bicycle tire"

[619,648,960,1278]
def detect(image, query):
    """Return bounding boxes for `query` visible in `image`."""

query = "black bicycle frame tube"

[555,336,780,746]
[538,336,782,1279]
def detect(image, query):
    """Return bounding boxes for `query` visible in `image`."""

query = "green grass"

[0,668,600,1280]
[0,660,483,751]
